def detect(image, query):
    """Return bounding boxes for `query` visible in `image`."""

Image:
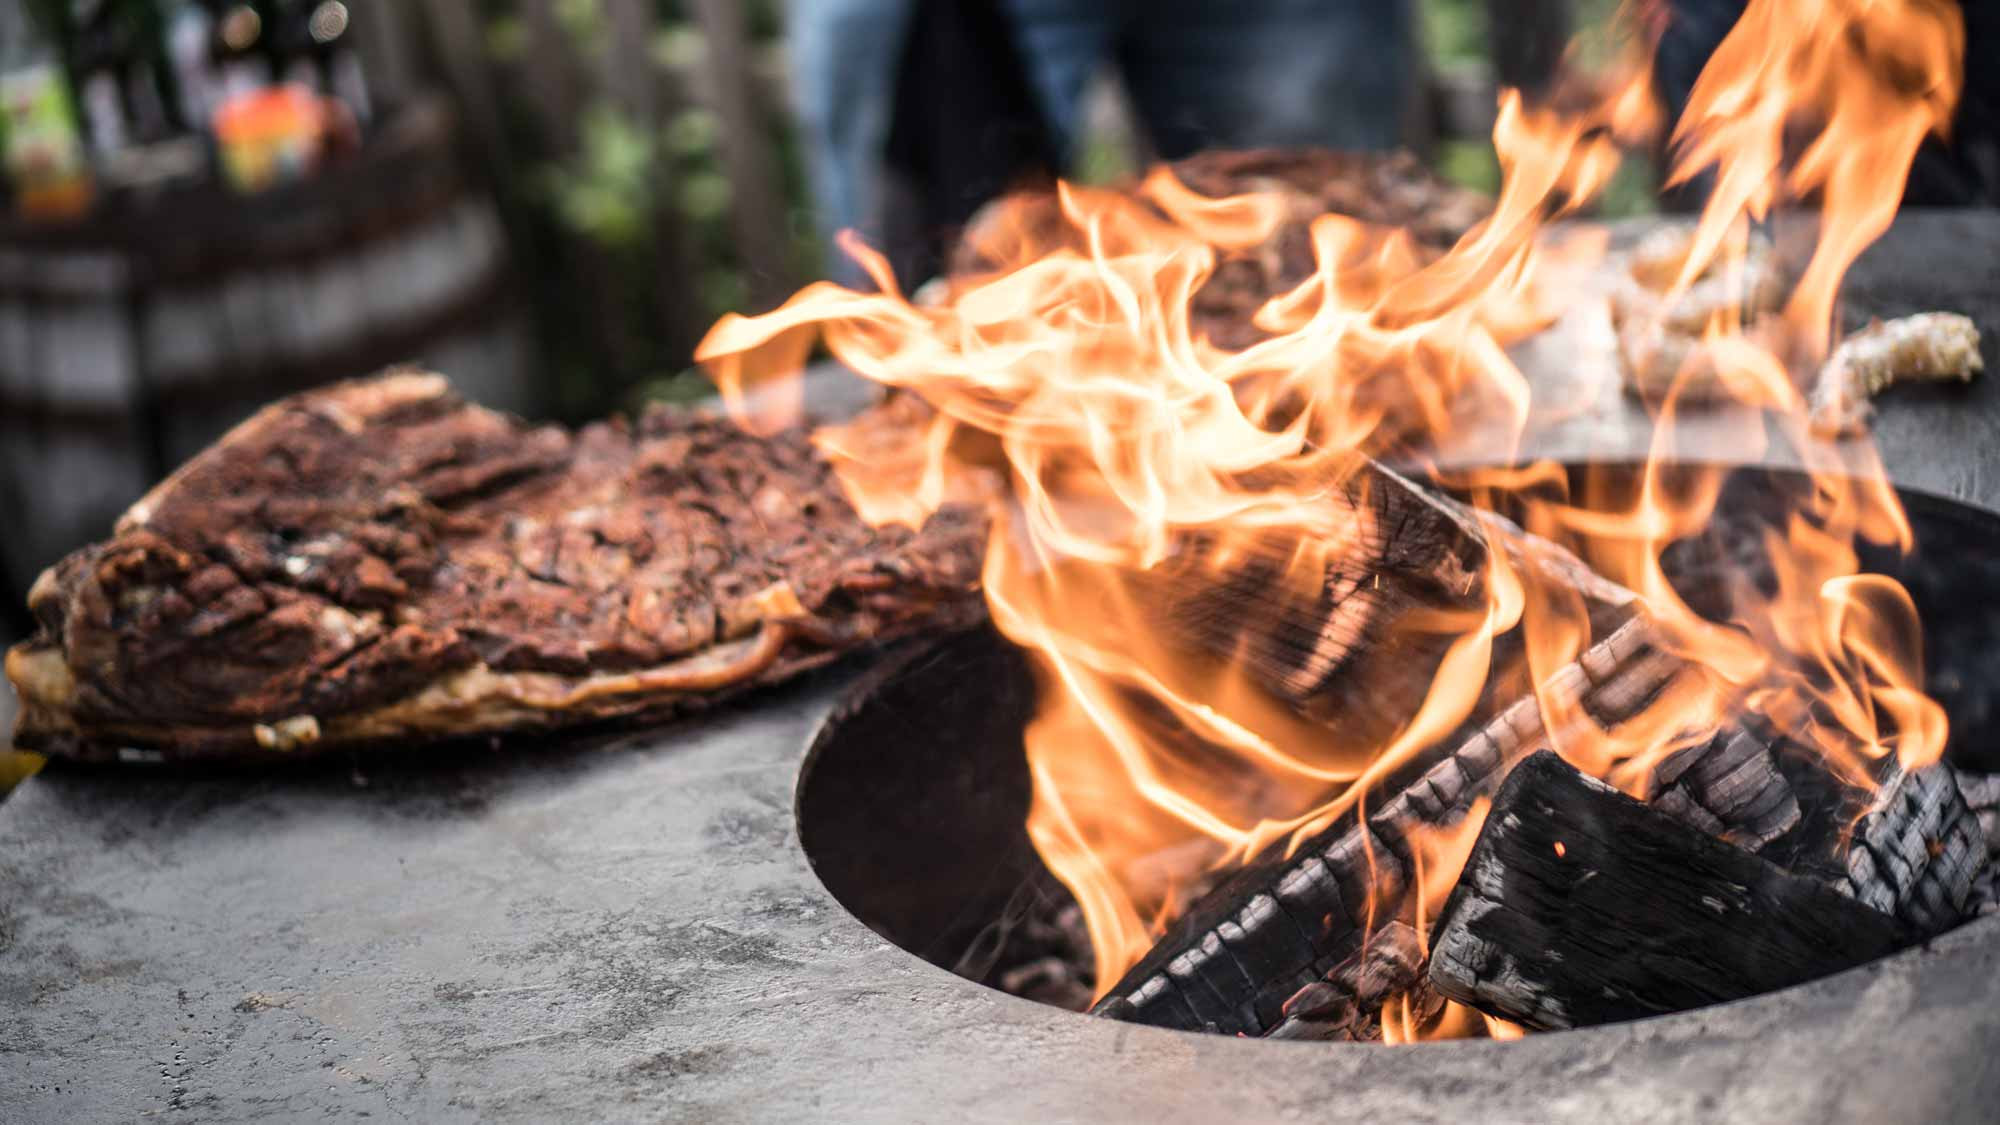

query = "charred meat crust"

[8,371,987,760]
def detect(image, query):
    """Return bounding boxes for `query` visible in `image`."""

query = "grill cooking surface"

[3,211,1997,1122]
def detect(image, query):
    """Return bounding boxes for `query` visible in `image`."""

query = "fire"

[697,0,1963,1038]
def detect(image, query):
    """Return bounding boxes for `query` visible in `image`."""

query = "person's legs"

[995,0,1129,161]
[785,0,917,278]
[1119,0,1418,159]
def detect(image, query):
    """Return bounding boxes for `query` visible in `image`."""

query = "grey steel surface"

[4,211,1999,1123]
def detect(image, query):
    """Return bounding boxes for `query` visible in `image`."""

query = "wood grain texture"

[1428,751,1913,1031]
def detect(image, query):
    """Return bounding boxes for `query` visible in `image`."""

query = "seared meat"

[6,372,985,761]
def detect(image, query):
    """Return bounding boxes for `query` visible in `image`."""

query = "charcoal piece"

[1956,770,2000,859]
[6,373,988,761]
[1272,856,1350,946]
[1578,646,1685,725]
[1427,751,1914,1032]
[1967,867,2000,916]
[1261,922,1432,1042]
[1325,825,1406,928]
[1103,973,1199,1030]
[1956,772,2000,914]
[1164,947,1243,1032]
[1839,762,1986,932]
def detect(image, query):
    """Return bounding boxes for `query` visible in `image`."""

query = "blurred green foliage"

[1420,0,1488,66]
[1419,0,1659,214]
[541,104,656,246]
[467,0,818,420]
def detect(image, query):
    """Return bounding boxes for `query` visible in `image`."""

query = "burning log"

[1150,463,1495,710]
[1426,751,1915,1032]
[1837,762,1985,932]
[1151,460,1637,735]
[1091,555,1825,1041]
[1091,614,1689,1036]
[1959,771,2000,847]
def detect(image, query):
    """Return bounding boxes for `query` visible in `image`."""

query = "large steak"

[5,372,985,762]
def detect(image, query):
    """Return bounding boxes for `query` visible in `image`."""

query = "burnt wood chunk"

[1956,771,2000,914]
[1838,762,1985,932]
[1262,922,1435,1041]
[1646,725,1801,851]
[1427,751,1915,1032]
[1959,771,2000,852]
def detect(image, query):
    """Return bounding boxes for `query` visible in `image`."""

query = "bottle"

[0,1,96,217]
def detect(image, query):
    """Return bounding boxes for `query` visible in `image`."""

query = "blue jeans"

[1000,0,1414,162]
[786,0,1416,274]
[785,0,918,275]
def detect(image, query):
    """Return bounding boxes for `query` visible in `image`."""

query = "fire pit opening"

[797,463,2000,1038]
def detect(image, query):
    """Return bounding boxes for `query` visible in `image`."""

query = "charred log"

[1645,725,1801,851]
[1149,460,1638,757]
[1958,770,2000,853]
[1426,751,1914,1032]
[1091,615,1681,1036]
[1837,761,1985,932]
[1152,462,1500,707]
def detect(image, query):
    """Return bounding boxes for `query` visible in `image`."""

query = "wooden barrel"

[0,96,531,620]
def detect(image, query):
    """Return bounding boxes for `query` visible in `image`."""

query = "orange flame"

[697,0,1963,1039]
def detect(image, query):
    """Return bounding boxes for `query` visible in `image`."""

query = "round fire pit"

[800,463,2000,1039]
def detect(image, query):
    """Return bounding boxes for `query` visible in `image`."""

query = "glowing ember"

[698,0,1965,1039]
